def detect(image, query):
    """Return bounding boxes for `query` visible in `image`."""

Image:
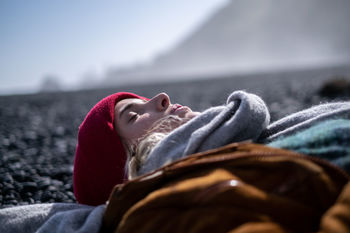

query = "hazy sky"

[0,0,228,95]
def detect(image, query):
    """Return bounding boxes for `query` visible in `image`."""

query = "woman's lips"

[171,104,183,113]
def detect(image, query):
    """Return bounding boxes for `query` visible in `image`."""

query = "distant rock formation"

[319,76,350,98]
[104,0,350,86]
[39,75,62,93]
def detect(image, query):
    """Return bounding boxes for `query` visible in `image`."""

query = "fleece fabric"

[268,119,350,173]
[258,102,350,142]
[138,91,270,176]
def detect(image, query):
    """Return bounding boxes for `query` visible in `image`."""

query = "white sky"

[0,0,229,95]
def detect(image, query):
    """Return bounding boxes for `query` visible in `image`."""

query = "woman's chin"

[184,111,200,119]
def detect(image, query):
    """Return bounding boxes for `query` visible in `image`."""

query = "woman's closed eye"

[128,113,138,123]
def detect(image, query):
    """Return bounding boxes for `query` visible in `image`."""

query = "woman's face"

[114,93,199,144]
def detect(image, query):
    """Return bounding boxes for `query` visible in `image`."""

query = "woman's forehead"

[115,98,145,108]
[114,98,146,117]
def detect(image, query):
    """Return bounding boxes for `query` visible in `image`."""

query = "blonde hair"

[124,115,191,179]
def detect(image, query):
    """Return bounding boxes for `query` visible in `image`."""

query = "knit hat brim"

[73,92,148,206]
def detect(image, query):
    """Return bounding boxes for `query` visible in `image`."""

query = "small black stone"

[22,182,38,193]
[3,183,15,194]
[40,190,52,202]
[37,177,51,189]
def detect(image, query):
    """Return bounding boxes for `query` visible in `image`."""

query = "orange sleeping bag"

[101,143,350,233]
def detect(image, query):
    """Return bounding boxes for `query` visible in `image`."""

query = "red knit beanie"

[73,92,148,206]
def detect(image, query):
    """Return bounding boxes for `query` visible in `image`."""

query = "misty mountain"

[104,0,350,86]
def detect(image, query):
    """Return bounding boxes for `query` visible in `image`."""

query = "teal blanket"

[268,119,350,174]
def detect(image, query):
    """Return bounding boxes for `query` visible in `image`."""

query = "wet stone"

[41,191,52,202]
[22,182,38,193]
[7,199,18,205]
[18,201,29,206]
[24,148,38,157]
[4,193,15,201]
[12,170,27,182]
[13,182,23,191]
[3,183,15,194]
[26,198,35,204]
[33,190,43,200]
[48,185,58,192]
[37,177,51,189]
[2,173,14,183]
[51,179,64,187]
[51,168,71,180]
[55,192,67,202]
[66,191,75,199]
[38,168,51,177]
[64,183,73,191]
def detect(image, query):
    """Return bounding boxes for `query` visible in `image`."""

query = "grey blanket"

[258,102,350,142]
[0,203,105,233]
[138,91,270,176]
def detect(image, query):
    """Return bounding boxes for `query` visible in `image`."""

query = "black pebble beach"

[1,64,350,209]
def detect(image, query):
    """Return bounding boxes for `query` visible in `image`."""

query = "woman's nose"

[149,93,170,112]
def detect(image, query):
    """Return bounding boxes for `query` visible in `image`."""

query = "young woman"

[74,90,350,206]
[73,92,200,206]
